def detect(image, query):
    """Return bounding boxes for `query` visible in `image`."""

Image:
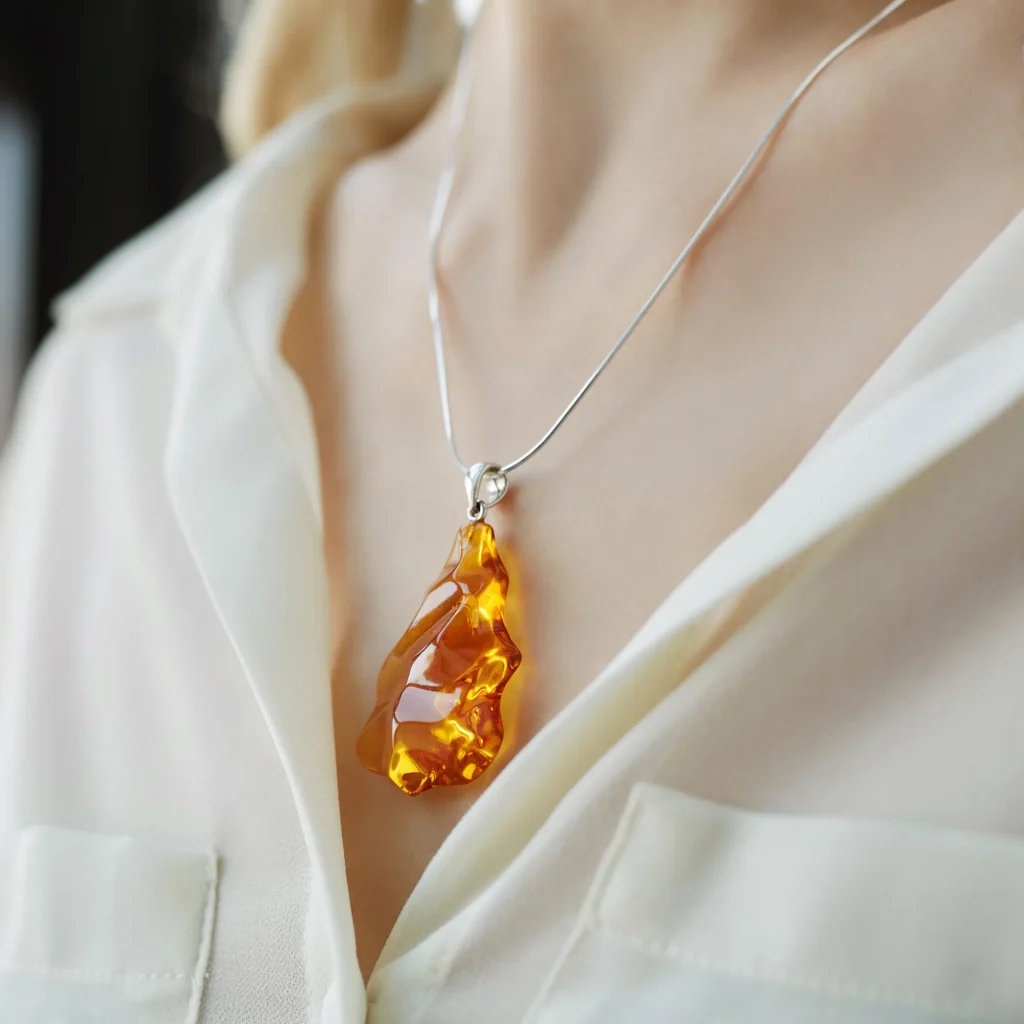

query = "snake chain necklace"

[357,0,911,795]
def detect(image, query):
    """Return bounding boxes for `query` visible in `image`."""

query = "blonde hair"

[220,0,461,159]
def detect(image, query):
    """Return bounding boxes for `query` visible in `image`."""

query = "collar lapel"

[161,97,366,1023]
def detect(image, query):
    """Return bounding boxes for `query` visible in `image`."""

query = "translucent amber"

[356,521,522,796]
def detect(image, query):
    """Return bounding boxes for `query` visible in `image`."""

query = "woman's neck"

[411,0,948,318]
[480,0,931,76]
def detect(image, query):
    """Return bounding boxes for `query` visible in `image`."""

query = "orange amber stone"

[356,521,522,796]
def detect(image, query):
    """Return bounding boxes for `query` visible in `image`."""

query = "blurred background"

[0,0,233,443]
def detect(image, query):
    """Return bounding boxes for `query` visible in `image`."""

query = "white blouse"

[1,93,1023,1024]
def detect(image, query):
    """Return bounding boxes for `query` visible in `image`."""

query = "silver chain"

[428,0,910,519]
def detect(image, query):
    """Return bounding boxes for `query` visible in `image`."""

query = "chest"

[329,171,1018,711]
[324,70,1022,738]
[299,114,1024,972]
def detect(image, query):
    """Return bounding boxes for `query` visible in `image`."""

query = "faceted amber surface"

[356,521,522,796]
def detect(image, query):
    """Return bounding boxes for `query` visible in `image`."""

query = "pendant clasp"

[465,463,508,521]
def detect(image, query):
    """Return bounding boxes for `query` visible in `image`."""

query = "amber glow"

[356,521,522,796]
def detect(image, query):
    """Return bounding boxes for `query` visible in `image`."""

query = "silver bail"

[465,462,509,522]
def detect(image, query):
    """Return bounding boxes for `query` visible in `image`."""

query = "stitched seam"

[523,790,650,1022]
[594,923,1004,1022]
[0,963,188,983]
[185,851,219,1024]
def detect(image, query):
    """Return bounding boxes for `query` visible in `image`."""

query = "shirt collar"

[154,93,366,1022]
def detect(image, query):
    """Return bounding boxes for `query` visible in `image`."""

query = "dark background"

[0,0,228,354]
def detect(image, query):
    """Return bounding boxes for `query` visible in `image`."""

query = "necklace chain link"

[428,0,910,509]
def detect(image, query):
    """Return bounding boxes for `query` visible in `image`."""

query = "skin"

[281,0,1024,980]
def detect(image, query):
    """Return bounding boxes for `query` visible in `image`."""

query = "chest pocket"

[527,784,1024,1023]
[0,826,217,1024]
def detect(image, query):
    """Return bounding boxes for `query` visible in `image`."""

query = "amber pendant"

[356,519,521,796]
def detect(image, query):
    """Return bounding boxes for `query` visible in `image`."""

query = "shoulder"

[0,89,374,573]
[0,186,221,539]
[25,83,399,402]
[51,169,234,334]
[5,159,240,494]
[7,89,352,478]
